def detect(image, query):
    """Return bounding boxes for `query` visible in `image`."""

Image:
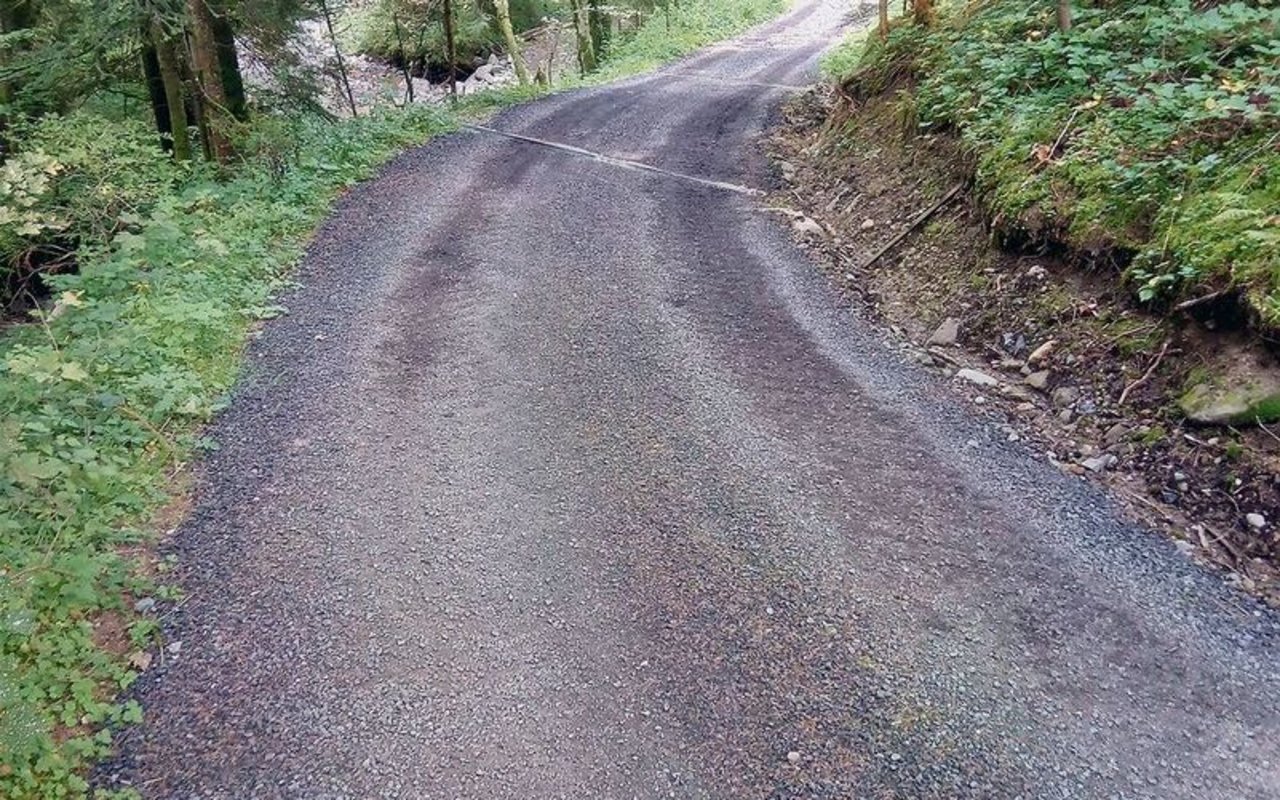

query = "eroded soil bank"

[770,86,1280,605]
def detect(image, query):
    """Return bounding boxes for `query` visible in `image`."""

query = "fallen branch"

[1049,107,1081,160]
[1174,289,1228,312]
[1102,321,1159,345]
[1256,418,1280,445]
[1117,339,1171,405]
[860,183,964,270]
[1199,523,1245,564]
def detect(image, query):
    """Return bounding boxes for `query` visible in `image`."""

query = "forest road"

[105,1,1280,797]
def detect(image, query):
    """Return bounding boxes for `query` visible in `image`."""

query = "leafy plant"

[834,0,1280,322]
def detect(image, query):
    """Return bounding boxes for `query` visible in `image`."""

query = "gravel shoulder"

[102,2,1280,798]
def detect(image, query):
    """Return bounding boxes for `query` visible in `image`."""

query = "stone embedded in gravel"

[1104,422,1129,445]
[860,217,876,230]
[1080,454,1118,472]
[956,368,999,387]
[1027,339,1057,365]
[1025,370,1051,391]
[134,597,157,614]
[1051,386,1080,408]
[786,751,802,764]
[1246,513,1267,530]
[928,317,961,346]
[792,216,825,237]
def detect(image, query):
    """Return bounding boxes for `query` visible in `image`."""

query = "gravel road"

[105,1,1280,797]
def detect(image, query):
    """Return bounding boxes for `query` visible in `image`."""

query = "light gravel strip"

[462,122,765,196]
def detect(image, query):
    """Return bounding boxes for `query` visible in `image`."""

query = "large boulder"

[1180,377,1280,425]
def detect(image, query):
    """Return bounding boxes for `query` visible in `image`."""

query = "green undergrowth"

[0,105,458,798]
[828,0,1280,324]
[592,0,788,80]
[0,0,791,794]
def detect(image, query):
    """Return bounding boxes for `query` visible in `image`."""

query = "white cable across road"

[462,122,766,196]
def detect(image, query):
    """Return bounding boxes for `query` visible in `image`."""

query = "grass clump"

[0,105,455,798]
[833,0,1280,324]
[594,0,789,79]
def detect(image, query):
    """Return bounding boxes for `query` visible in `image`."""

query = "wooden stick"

[859,183,964,270]
[1049,107,1080,159]
[1117,339,1170,405]
[1174,289,1227,312]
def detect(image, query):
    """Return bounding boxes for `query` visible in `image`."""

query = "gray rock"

[1180,378,1280,425]
[1027,339,1057,365]
[928,317,961,347]
[1001,332,1027,355]
[134,597,157,614]
[1058,409,1075,424]
[860,218,876,230]
[1051,386,1080,408]
[1104,422,1129,446]
[792,216,824,237]
[1080,454,1117,472]
[786,751,801,764]
[1246,513,1266,530]
[956,368,999,387]
[1025,370,1051,391]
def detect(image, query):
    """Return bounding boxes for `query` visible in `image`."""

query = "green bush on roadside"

[0,105,455,798]
[833,0,1280,323]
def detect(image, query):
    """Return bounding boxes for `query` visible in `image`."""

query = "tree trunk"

[877,0,888,38]
[1056,0,1071,32]
[392,13,415,103]
[588,0,608,64]
[186,0,233,162]
[912,0,935,26]
[210,7,247,121]
[492,0,530,86]
[149,18,192,160]
[320,0,357,115]
[569,0,595,75]
[141,42,171,148]
[442,0,457,97]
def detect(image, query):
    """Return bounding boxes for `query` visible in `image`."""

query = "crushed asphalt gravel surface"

[103,2,1280,797]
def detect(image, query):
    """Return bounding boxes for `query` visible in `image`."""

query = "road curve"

[106,2,1280,797]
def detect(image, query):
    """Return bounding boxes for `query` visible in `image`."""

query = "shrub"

[837,0,1280,323]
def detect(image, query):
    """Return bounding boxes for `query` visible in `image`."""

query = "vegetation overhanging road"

[109,1,1280,796]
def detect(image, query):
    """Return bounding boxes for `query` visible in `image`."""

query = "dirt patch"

[768,86,1280,604]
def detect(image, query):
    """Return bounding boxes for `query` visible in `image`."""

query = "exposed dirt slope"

[770,85,1280,603]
